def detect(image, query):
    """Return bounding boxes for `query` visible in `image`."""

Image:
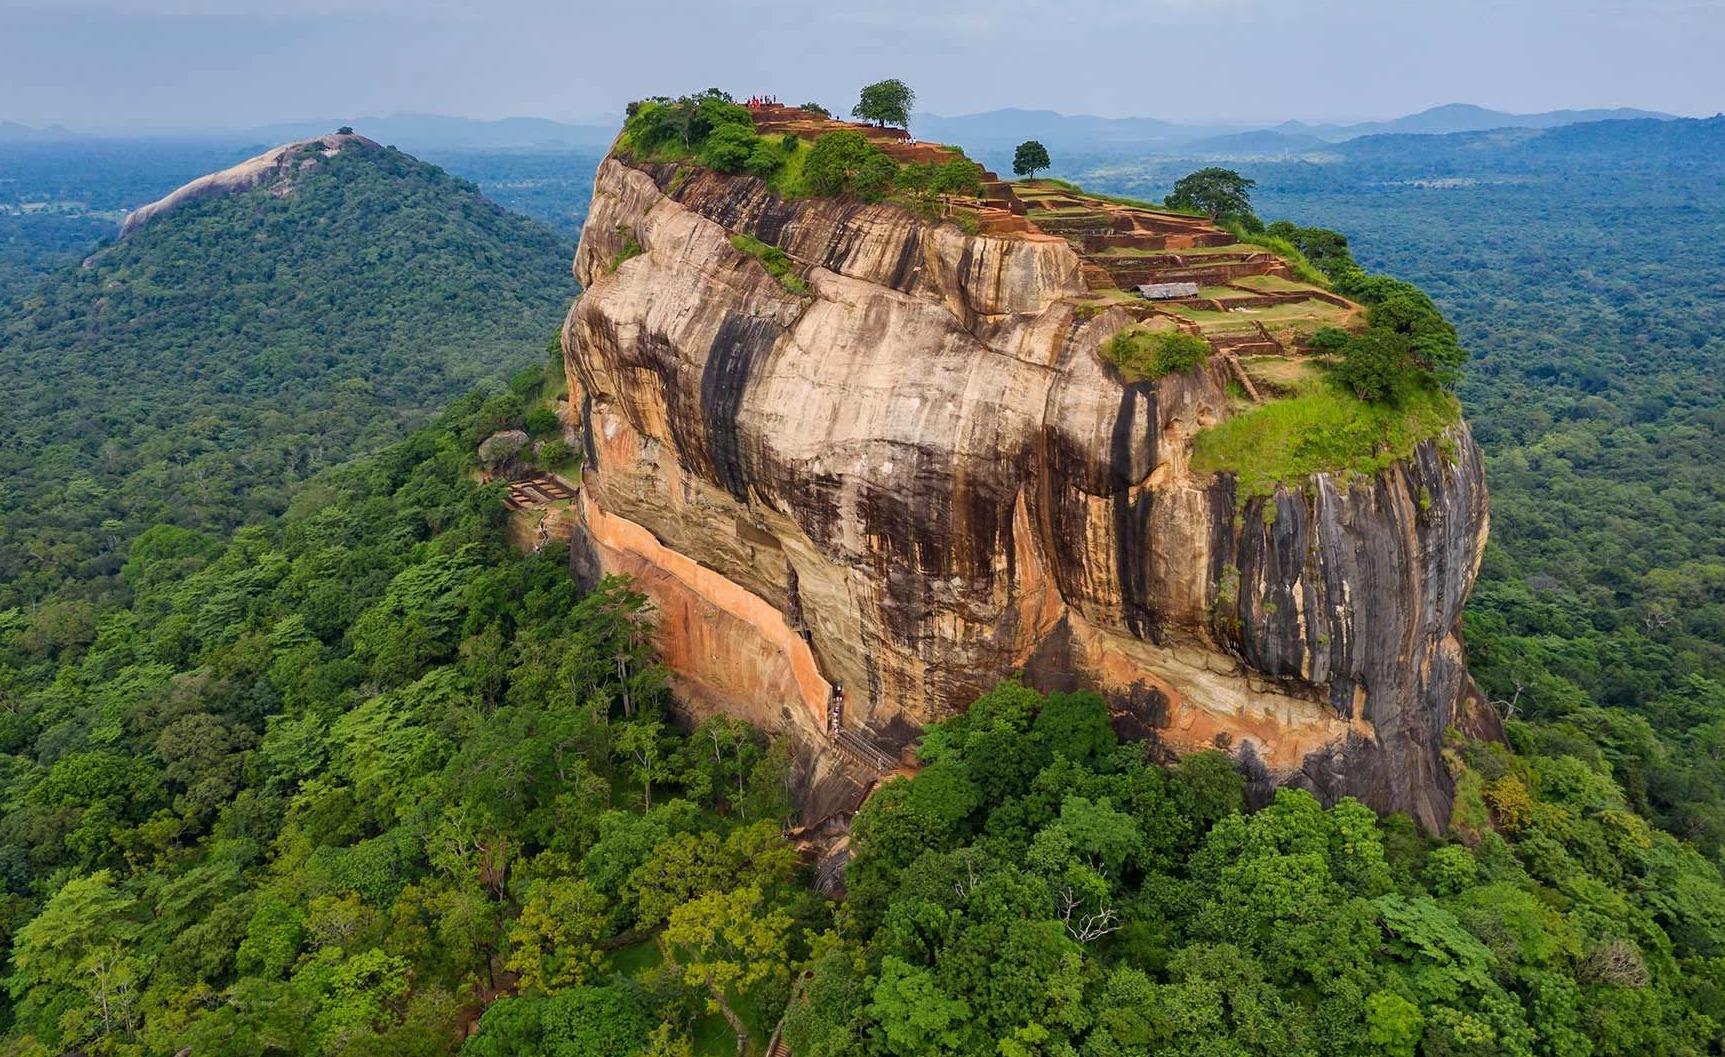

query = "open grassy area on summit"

[1192,380,1461,495]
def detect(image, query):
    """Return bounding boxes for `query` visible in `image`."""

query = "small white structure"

[1136,282,1200,300]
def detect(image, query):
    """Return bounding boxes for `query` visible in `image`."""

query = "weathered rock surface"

[562,155,1492,829]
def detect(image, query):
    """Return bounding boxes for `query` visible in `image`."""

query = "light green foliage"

[505,877,609,992]
[1365,991,1424,1057]
[1103,328,1210,382]
[663,884,795,1040]
[870,957,970,1055]
[1191,379,1460,496]
[1423,844,1479,896]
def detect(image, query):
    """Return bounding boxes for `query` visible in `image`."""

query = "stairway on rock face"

[832,727,898,774]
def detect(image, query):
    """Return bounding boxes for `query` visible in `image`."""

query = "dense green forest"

[4,362,1720,1057]
[0,140,575,611]
[787,682,1725,1057]
[0,140,259,303]
[0,369,804,1055]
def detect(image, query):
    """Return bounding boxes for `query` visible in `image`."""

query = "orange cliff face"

[559,148,1492,830]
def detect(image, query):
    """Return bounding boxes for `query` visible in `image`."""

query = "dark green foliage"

[816,683,1725,1056]
[804,130,894,200]
[0,141,574,610]
[1264,220,1356,274]
[1012,140,1051,178]
[1167,166,1259,225]
[1277,233,1469,400]
[700,122,761,173]
[851,79,915,129]
[899,157,987,214]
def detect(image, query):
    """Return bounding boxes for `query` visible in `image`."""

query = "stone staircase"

[832,727,898,773]
[1217,352,1265,404]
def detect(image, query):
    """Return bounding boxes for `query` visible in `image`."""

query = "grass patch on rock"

[729,233,811,296]
[1192,380,1460,496]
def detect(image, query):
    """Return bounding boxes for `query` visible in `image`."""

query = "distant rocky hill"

[0,134,575,606]
[117,130,383,236]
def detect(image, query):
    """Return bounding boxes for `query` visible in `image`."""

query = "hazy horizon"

[3,0,1722,133]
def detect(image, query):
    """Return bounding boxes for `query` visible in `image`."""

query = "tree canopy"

[852,79,916,129]
[1012,140,1051,178]
[1167,166,1259,224]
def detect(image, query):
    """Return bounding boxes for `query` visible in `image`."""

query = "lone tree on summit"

[1167,167,1258,225]
[1012,140,1051,178]
[852,79,915,129]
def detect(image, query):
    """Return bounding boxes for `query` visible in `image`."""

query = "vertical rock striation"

[562,154,1492,829]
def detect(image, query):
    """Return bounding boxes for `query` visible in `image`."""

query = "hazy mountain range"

[0,103,1682,154]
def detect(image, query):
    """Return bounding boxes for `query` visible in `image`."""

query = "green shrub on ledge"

[728,233,810,296]
[1103,328,1210,381]
[608,224,643,272]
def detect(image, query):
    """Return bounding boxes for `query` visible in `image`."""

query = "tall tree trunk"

[715,993,747,1057]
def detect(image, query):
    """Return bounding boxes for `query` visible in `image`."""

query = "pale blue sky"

[2,0,1719,131]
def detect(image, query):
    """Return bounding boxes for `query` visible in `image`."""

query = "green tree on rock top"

[853,79,915,129]
[1012,140,1052,178]
[1167,166,1258,224]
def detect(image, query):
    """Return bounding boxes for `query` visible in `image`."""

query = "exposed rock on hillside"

[562,148,1491,830]
[119,131,380,237]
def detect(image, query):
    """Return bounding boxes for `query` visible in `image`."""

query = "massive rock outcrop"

[562,154,1491,829]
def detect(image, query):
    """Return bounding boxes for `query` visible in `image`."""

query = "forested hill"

[0,135,575,611]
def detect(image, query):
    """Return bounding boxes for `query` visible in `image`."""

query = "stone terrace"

[740,105,1360,377]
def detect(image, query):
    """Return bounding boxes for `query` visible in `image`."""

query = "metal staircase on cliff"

[831,727,898,774]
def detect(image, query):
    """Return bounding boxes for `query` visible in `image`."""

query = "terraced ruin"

[744,103,1361,403]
